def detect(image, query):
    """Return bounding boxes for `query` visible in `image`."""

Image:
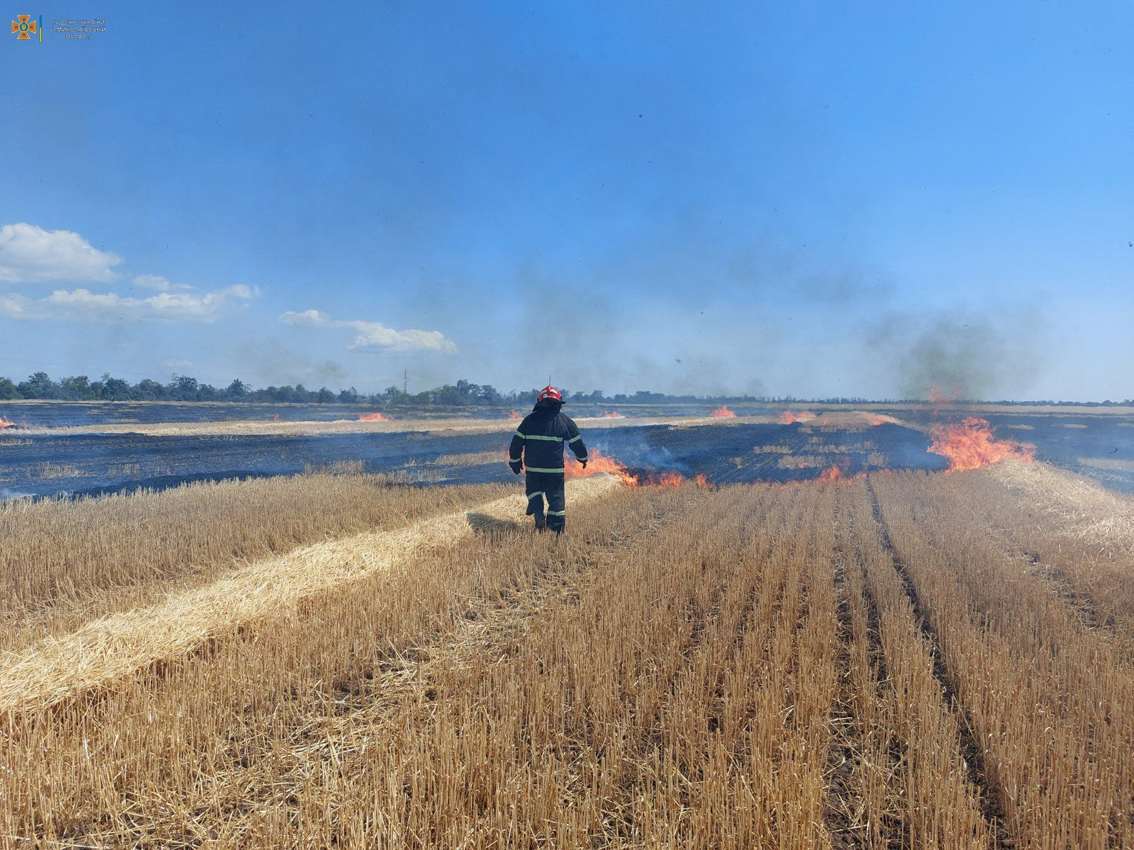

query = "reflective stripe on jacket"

[509,406,587,472]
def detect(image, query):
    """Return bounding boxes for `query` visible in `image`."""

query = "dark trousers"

[525,471,567,532]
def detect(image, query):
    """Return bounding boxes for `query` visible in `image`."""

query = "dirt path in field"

[0,475,620,714]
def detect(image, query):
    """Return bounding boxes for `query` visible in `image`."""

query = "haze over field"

[2,2,1131,400]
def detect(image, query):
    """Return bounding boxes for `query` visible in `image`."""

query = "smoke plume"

[870,311,1046,400]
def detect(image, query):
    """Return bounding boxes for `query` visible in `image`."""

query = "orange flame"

[928,417,1035,471]
[710,405,736,419]
[358,412,391,422]
[0,417,14,430]
[564,449,712,488]
[639,470,712,488]
[778,410,816,425]
[598,410,625,419]
[565,449,637,486]
[818,465,844,481]
[508,410,522,420]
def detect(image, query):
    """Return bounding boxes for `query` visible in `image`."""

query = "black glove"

[509,460,522,475]
[580,459,588,469]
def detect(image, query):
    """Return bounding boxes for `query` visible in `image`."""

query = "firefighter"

[508,385,588,533]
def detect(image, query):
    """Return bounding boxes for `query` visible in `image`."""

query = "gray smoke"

[515,271,621,391]
[584,431,690,474]
[510,265,784,396]
[234,338,348,388]
[869,311,1046,401]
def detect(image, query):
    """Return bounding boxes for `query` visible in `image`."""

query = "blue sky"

[1,1,1131,399]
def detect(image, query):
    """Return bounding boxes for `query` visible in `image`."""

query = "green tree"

[18,372,58,399]
[99,375,131,401]
[169,375,199,401]
[59,375,93,400]
[133,379,165,400]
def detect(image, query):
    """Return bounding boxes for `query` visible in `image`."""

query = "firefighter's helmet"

[537,385,563,404]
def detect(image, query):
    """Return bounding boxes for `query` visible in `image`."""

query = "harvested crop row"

[0,472,512,650]
[6,470,1126,849]
[1,483,847,849]
[861,482,1001,847]
[0,484,696,847]
[823,484,995,849]
[198,483,841,849]
[871,471,1134,850]
[822,492,876,848]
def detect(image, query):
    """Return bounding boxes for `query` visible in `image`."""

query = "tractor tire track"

[824,488,907,850]
[0,476,622,715]
[865,477,1012,850]
[822,492,864,850]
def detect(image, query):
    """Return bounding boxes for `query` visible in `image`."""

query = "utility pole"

[403,368,408,396]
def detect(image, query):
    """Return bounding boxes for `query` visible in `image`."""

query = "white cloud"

[347,321,456,353]
[281,308,456,353]
[0,223,122,283]
[0,223,263,325]
[0,293,27,318]
[0,285,257,322]
[133,274,194,292]
[280,308,331,327]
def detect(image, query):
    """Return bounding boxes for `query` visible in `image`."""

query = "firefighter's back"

[517,408,572,472]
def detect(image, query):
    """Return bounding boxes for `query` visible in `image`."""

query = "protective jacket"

[509,405,588,473]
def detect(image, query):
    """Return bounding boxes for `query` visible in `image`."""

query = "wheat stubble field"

[1,462,1132,849]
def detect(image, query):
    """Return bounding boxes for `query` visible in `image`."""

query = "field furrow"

[865,478,1010,847]
[838,483,997,849]
[822,514,864,849]
[872,471,1134,850]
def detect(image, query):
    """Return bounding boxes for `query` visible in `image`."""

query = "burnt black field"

[3,407,1133,501]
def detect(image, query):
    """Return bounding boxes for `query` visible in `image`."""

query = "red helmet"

[537,385,563,403]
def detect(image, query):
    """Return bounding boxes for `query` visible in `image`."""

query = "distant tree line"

[0,373,769,406]
[0,372,367,404]
[0,372,1129,407]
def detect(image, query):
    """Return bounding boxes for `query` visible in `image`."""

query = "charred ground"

[3,405,1133,500]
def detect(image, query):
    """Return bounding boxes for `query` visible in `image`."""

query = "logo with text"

[10,13,42,41]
